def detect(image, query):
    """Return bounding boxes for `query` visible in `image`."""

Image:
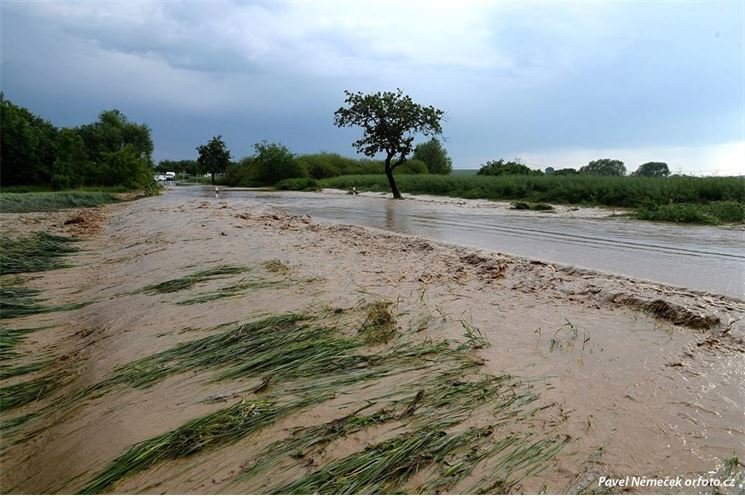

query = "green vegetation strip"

[320,174,745,224]
[0,233,78,275]
[0,191,120,213]
[141,265,249,294]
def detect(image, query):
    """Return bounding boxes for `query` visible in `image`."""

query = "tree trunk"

[384,157,402,199]
[211,171,215,185]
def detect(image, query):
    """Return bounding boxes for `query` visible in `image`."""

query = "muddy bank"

[1,193,743,494]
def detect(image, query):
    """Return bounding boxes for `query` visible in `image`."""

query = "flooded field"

[174,186,744,299]
[1,191,743,494]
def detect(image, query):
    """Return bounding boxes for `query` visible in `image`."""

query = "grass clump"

[177,278,289,305]
[0,284,89,320]
[0,360,48,380]
[0,191,120,213]
[80,397,326,494]
[358,301,397,344]
[262,259,291,274]
[141,265,249,294]
[0,233,78,275]
[0,413,37,432]
[510,201,554,211]
[0,372,62,410]
[458,320,490,350]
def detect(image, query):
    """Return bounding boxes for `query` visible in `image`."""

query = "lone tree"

[197,135,231,184]
[632,162,670,177]
[579,158,626,176]
[334,89,444,199]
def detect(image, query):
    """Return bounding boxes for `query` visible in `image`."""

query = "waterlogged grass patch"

[80,397,328,495]
[141,265,250,294]
[78,305,566,494]
[0,191,120,213]
[358,301,397,344]
[262,259,291,274]
[0,360,49,380]
[0,284,88,320]
[176,278,291,305]
[0,371,65,410]
[0,233,78,275]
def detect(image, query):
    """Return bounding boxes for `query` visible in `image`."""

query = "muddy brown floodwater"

[190,186,744,299]
[0,190,743,494]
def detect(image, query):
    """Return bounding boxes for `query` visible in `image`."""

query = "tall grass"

[0,233,78,275]
[0,191,120,213]
[320,174,745,223]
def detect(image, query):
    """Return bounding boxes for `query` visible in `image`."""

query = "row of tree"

[181,135,453,186]
[1,95,155,189]
[478,158,671,178]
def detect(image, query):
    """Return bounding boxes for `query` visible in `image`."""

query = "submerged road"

[174,186,744,299]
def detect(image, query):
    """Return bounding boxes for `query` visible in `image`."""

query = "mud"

[0,191,743,494]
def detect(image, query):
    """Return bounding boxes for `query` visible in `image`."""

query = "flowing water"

[175,186,744,299]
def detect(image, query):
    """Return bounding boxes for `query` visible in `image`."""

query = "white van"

[165,172,176,181]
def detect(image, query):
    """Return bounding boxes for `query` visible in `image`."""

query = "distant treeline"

[160,138,453,187]
[0,95,156,192]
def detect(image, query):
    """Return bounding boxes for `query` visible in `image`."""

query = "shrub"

[252,142,308,186]
[477,159,542,176]
[274,178,321,191]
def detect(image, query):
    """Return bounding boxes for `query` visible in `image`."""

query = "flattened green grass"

[80,307,566,494]
[80,397,327,495]
[0,232,78,275]
[0,191,119,213]
[141,265,249,294]
[0,284,89,320]
[0,371,64,410]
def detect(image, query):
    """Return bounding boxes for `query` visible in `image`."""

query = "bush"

[635,201,744,224]
[274,178,321,191]
[477,159,542,176]
[253,142,308,186]
[412,138,453,174]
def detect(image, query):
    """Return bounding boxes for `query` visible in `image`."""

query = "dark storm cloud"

[1,0,743,173]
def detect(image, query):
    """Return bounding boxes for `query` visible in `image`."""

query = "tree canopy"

[334,89,444,198]
[579,159,626,176]
[196,135,232,184]
[412,138,453,175]
[251,141,307,185]
[632,162,670,177]
[477,159,541,176]
[1,95,155,189]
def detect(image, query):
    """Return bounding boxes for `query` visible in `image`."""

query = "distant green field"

[450,169,479,176]
[319,174,745,224]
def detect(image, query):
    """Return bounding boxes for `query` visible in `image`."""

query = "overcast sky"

[1,1,743,174]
